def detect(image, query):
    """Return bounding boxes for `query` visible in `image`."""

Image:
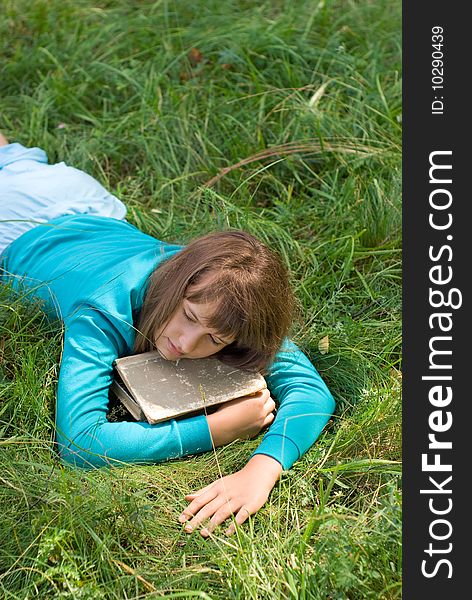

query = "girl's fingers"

[260,389,270,400]
[263,397,276,414]
[225,505,252,536]
[184,495,228,533]
[180,485,219,522]
[201,499,240,537]
[262,411,275,428]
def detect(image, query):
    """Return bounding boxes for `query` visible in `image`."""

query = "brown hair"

[134,230,295,372]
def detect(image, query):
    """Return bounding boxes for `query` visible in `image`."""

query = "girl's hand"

[206,389,276,447]
[179,454,283,537]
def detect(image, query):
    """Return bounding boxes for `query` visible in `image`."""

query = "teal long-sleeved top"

[0,214,335,470]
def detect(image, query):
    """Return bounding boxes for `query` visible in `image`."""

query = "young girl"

[0,134,335,537]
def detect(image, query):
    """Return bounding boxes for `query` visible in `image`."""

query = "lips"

[167,338,184,357]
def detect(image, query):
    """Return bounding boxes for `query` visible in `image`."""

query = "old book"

[110,351,266,425]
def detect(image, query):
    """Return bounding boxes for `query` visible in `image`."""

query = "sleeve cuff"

[250,434,301,471]
[175,414,214,457]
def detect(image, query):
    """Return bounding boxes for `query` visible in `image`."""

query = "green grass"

[0,0,401,597]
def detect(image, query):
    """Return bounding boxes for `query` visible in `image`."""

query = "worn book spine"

[110,380,145,421]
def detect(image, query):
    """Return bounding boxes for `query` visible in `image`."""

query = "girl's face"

[154,297,234,361]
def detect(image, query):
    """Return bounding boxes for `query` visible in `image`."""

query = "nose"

[178,329,202,355]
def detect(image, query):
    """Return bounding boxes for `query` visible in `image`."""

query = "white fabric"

[0,143,127,254]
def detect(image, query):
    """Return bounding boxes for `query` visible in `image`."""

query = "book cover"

[111,351,266,424]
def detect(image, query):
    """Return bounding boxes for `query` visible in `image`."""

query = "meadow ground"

[0,1,401,598]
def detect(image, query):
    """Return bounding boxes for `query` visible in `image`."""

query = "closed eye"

[184,306,227,346]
